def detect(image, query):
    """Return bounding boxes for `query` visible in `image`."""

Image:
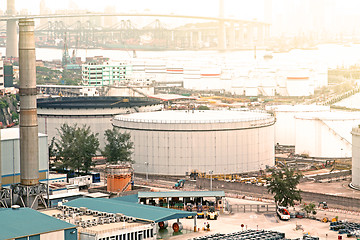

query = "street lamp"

[144,162,149,182]
[209,170,213,191]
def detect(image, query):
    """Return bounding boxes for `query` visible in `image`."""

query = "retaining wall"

[197,178,360,211]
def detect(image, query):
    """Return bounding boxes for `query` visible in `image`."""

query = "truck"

[206,206,219,220]
[173,179,185,189]
[276,206,290,221]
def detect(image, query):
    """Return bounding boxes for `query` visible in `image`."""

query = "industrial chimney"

[11,18,47,209]
[19,18,39,186]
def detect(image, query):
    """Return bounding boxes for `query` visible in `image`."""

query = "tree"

[302,203,317,218]
[102,128,134,164]
[48,136,60,169]
[267,167,302,207]
[55,124,99,173]
[198,105,210,110]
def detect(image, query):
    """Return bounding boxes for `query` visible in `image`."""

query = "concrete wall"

[197,178,360,211]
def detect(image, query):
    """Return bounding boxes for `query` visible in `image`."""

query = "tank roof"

[114,110,273,124]
[266,104,330,112]
[295,111,360,120]
[1,128,47,141]
[37,96,160,109]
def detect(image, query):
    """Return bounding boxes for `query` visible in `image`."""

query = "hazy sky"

[1,0,266,20]
[2,0,360,24]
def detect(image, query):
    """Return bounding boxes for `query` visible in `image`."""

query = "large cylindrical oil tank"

[352,127,360,189]
[295,111,360,158]
[266,105,330,146]
[113,110,275,175]
[37,97,161,149]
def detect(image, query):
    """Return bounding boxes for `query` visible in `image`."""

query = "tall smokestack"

[19,18,39,186]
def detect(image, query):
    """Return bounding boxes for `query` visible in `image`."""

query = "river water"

[3,43,360,107]
[1,43,360,68]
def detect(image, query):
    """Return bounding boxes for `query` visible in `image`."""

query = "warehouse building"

[0,206,77,240]
[1,128,48,187]
[41,197,196,240]
[113,110,275,175]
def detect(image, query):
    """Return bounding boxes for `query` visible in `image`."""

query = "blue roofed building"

[0,207,77,240]
[57,197,197,240]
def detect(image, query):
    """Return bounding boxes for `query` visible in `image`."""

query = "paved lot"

[137,179,360,239]
[168,211,342,240]
[299,180,360,199]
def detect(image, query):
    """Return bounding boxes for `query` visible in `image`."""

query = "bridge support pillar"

[218,0,226,51]
[228,21,236,49]
[6,0,18,58]
[246,24,254,48]
[6,20,18,58]
[237,26,245,49]
[257,24,264,47]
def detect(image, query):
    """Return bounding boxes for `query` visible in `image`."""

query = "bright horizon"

[1,0,360,37]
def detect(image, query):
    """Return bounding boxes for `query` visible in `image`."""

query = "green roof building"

[0,207,77,240]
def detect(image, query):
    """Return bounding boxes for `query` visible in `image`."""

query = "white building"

[113,110,275,175]
[1,128,48,187]
[82,62,128,86]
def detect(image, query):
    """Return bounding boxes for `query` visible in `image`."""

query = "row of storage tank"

[35,97,360,189]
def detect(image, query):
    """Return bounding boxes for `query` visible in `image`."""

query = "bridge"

[3,0,270,57]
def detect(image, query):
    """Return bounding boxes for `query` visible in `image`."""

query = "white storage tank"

[266,105,330,146]
[37,97,162,149]
[113,110,275,175]
[351,127,360,189]
[294,111,360,158]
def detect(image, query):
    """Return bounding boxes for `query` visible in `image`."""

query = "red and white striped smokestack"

[19,18,39,186]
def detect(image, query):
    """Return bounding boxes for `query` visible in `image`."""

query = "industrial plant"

[2,0,360,239]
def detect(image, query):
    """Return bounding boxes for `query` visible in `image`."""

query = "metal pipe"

[19,18,39,186]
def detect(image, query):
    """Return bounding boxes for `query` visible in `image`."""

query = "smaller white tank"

[294,111,360,158]
[352,127,360,189]
[266,105,330,146]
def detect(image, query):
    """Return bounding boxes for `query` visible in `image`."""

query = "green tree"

[102,128,134,164]
[49,136,60,169]
[267,167,302,207]
[198,105,210,110]
[55,124,99,173]
[301,203,317,218]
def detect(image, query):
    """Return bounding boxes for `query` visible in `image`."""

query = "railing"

[229,204,276,213]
